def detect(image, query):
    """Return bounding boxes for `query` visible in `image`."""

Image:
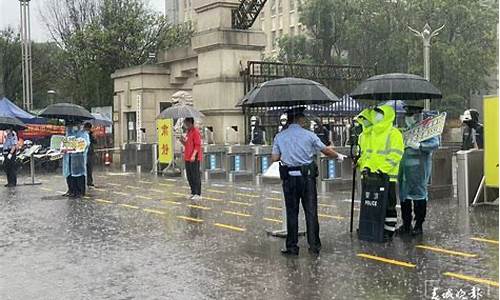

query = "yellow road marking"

[177,216,204,223]
[263,217,283,223]
[40,187,53,191]
[83,196,91,199]
[126,185,140,189]
[443,272,499,288]
[357,253,416,268]
[319,203,336,208]
[187,204,211,210]
[318,213,344,220]
[165,178,177,182]
[172,192,185,197]
[236,193,259,198]
[113,191,128,196]
[137,195,152,200]
[139,180,152,184]
[204,196,223,202]
[93,188,105,192]
[119,204,139,209]
[223,210,252,217]
[143,208,166,215]
[214,223,246,232]
[229,201,253,206]
[416,245,477,258]
[266,206,282,211]
[107,183,120,186]
[470,237,499,245]
[207,189,226,194]
[95,199,113,204]
[150,189,163,193]
[159,183,173,187]
[266,197,282,202]
[162,200,181,205]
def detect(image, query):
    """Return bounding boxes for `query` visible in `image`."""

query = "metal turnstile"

[225,145,253,182]
[456,149,486,206]
[253,145,275,184]
[317,147,352,193]
[202,144,227,181]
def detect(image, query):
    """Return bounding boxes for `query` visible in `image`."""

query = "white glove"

[336,153,348,162]
[7,154,12,160]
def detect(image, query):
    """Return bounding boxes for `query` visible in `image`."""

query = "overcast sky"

[0,0,165,41]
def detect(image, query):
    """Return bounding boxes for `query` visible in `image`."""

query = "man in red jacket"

[180,118,203,200]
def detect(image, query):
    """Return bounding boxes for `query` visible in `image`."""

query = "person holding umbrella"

[2,126,19,187]
[397,105,440,236]
[272,107,346,255]
[62,122,90,198]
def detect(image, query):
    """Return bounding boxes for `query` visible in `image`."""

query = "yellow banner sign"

[484,95,498,188]
[157,119,174,164]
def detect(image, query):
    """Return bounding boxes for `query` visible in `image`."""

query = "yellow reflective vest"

[358,105,404,182]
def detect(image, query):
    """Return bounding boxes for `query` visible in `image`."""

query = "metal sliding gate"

[240,61,375,144]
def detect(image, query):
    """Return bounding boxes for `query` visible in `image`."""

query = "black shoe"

[308,247,321,255]
[395,225,412,236]
[87,184,95,187]
[281,248,299,256]
[383,233,393,242]
[62,192,71,197]
[411,227,423,236]
[5,184,15,187]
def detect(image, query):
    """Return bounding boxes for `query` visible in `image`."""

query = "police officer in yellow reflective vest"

[357,105,404,240]
[272,107,346,255]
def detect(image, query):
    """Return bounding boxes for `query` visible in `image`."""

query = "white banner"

[403,112,446,145]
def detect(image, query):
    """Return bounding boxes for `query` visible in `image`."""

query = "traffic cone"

[104,152,111,166]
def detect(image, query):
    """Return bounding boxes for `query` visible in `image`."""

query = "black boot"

[396,200,413,235]
[412,200,427,236]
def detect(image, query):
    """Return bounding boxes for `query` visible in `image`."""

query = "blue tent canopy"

[0,97,46,124]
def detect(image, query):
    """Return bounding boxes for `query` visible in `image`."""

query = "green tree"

[281,0,498,116]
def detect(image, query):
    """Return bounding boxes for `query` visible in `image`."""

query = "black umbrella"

[39,103,94,122]
[158,104,205,120]
[0,116,27,130]
[237,77,341,107]
[350,73,442,101]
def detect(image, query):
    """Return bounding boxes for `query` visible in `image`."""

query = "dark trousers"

[3,153,17,186]
[401,199,427,229]
[185,160,201,196]
[86,155,93,186]
[66,175,86,196]
[282,175,321,252]
[384,182,398,236]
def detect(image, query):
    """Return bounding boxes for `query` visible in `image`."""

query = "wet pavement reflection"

[0,170,498,299]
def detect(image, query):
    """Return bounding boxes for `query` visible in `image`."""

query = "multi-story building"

[165,0,303,56]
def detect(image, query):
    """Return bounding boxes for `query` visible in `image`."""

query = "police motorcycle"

[16,140,62,172]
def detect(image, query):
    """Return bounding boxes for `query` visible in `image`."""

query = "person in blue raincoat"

[397,105,440,236]
[62,122,90,198]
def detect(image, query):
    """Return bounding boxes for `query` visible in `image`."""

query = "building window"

[289,0,295,11]
[271,31,277,49]
[126,112,137,142]
[290,12,296,25]
[271,0,276,16]
[290,26,295,37]
[279,29,283,38]
[278,0,283,14]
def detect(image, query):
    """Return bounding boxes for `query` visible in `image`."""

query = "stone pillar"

[191,0,266,144]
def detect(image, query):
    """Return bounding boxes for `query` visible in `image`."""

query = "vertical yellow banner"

[157,119,174,164]
[484,95,498,188]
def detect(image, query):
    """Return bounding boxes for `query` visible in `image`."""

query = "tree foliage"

[276,0,498,116]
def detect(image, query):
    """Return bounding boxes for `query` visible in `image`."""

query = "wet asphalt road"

[0,170,498,300]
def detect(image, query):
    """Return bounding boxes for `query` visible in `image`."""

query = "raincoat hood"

[373,105,395,133]
[356,108,374,130]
